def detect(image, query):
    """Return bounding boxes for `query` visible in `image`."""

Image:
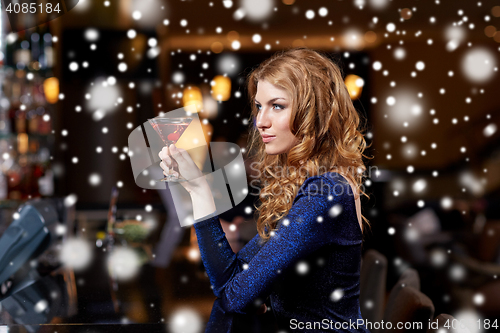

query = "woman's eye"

[273,104,285,110]
[256,104,262,110]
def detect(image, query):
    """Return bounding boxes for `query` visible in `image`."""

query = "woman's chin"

[265,147,284,155]
[264,147,276,155]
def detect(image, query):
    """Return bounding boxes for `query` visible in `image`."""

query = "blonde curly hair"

[246,47,373,241]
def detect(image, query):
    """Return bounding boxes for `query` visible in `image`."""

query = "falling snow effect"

[60,238,93,271]
[18,0,498,327]
[107,247,141,281]
[168,308,203,333]
[461,47,497,83]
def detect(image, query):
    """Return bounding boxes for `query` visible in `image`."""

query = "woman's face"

[255,80,299,155]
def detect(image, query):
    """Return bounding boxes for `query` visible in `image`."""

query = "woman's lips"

[262,136,276,143]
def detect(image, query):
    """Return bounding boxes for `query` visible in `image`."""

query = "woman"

[159,47,372,332]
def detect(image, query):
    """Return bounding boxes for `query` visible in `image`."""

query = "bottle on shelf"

[0,25,55,202]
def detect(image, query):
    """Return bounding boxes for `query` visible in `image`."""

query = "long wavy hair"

[246,47,373,242]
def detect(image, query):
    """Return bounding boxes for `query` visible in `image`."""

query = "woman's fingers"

[159,144,203,184]
[168,144,193,169]
[159,147,176,167]
[169,144,185,162]
[159,146,169,161]
[160,144,191,166]
[161,163,180,178]
[160,161,169,176]
[176,147,191,161]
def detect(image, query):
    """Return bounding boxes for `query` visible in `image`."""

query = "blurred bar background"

[0,0,499,332]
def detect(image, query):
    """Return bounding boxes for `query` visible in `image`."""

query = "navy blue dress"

[193,172,371,332]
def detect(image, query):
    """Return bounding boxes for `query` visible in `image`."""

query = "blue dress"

[193,172,371,332]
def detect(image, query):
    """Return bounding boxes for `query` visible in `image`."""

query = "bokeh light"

[60,238,93,271]
[240,0,274,22]
[211,76,231,101]
[168,307,203,333]
[384,89,425,132]
[107,246,141,281]
[216,53,240,76]
[444,25,466,51]
[368,0,389,10]
[429,248,447,268]
[183,86,203,112]
[344,74,364,100]
[452,309,481,333]
[330,288,344,302]
[87,78,121,115]
[460,47,497,83]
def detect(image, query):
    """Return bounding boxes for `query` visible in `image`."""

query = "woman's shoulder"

[294,172,363,241]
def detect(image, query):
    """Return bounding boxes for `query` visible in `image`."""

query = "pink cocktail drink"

[148,117,193,182]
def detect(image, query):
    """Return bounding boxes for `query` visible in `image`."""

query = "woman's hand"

[158,144,208,194]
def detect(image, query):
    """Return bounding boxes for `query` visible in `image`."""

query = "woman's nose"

[256,109,270,129]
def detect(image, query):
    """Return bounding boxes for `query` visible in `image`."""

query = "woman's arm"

[193,175,348,314]
[189,182,217,221]
[159,143,267,287]
[190,184,262,297]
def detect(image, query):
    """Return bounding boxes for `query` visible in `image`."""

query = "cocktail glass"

[148,116,193,182]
